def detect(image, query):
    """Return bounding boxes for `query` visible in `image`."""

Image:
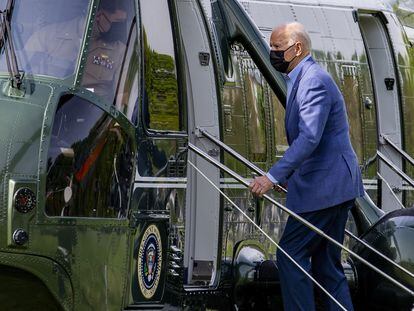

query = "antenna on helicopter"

[0,0,24,89]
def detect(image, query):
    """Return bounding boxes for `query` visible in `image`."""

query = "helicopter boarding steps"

[198,128,414,278]
[188,130,414,308]
[378,134,414,192]
[188,144,414,309]
[125,131,414,310]
[123,303,179,310]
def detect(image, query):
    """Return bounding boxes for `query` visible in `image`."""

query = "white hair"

[277,22,312,52]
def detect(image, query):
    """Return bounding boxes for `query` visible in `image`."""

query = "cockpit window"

[0,0,90,79]
[140,0,183,132]
[80,0,138,113]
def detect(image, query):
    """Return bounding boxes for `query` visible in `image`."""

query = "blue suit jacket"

[268,57,364,213]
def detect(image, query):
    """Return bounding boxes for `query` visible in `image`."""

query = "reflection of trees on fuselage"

[393,0,414,28]
[46,114,123,217]
[143,30,179,131]
[72,118,122,217]
[391,0,414,206]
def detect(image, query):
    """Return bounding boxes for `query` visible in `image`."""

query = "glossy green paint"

[0,76,138,310]
[353,208,414,310]
[213,1,414,309]
[0,0,150,308]
[0,0,413,310]
[215,1,384,259]
[0,265,66,311]
[0,80,72,310]
[214,0,411,262]
[384,12,414,207]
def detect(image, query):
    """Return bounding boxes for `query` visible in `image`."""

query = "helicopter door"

[130,0,187,304]
[357,12,403,211]
[175,0,222,286]
[44,94,135,309]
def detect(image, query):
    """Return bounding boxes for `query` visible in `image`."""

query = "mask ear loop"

[284,42,299,63]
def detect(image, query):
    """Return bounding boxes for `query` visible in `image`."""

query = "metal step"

[123,303,180,311]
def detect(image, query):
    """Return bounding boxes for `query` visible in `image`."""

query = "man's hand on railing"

[249,175,275,197]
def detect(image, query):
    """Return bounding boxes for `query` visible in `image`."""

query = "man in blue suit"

[249,22,364,310]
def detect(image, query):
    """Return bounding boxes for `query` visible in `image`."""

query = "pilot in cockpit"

[25,0,127,97]
[24,3,88,78]
[80,0,128,102]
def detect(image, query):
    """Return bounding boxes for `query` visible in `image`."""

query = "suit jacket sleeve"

[268,77,331,184]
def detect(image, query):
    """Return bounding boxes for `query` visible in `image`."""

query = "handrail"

[188,160,347,311]
[188,142,414,296]
[198,128,287,193]
[381,134,414,167]
[377,150,414,188]
[377,172,406,209]
[200,128,414,279]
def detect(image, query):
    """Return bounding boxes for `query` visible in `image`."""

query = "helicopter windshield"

[0,0,89,79]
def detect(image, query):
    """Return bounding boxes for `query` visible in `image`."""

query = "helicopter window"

[396,1,414,29]
[140,0,182,132]
[45,95,134,218]
[80,0,139,120]
[223,44,270,169]
[0,0,90,79]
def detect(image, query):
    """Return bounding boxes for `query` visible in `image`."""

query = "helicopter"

[0,0,413,310]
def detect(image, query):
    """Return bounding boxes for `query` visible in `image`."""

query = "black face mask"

[270,43,297,73]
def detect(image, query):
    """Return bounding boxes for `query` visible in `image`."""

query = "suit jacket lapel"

[285,57,316,130]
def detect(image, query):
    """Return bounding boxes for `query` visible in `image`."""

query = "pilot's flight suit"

[25,17,86,78]
[81,38,125,103]
[26,16,125,104]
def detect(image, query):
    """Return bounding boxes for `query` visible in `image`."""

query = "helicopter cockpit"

[0,0,138,110]
[0,0,89,79]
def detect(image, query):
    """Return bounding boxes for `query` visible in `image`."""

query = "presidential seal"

[137,224,162,299]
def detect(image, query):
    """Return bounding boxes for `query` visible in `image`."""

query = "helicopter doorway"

[357,12,403,211]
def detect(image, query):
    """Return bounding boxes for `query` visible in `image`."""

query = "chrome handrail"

[381,134,414,167]
[377,172,406,209]
[198,128,287,193]
[200,129,414,279]
[188,160,348,311]
[377,150,414,188]
[188,142,414,296]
